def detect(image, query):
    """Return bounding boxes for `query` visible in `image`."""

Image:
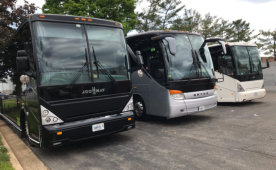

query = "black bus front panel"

[42,111,134,147]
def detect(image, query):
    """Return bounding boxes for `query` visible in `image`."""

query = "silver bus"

[127,31,226,120]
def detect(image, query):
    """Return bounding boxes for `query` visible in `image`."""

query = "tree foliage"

[42,0,137,34]
[257,30,276,58]
[136,0,161,32]
[198,13,221,39]
[0,0,37,83]
[158,0,184,30]
[0,0,36,48]
[225,19,254,42]
[170,9,201,32]
[136,0,184,32]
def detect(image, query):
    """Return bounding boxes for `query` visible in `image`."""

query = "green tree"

[217,19,230,39]
[257,30,276,59]
[199,13,221,39]
[170,8,201,32]
[225,19,254,42]
[0,0,36,48]
[0,0,37,82]
[158,0,184,30]
[136,0,161,32]
[42,0,137,34]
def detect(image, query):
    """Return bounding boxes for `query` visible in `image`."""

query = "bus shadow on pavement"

[143,114,213,127]
[218,101,264,107]
[31,133,133,154]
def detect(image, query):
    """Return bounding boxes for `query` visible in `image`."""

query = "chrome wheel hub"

[134,101,144,117]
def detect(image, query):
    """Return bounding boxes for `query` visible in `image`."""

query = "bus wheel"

[134,97,147,120]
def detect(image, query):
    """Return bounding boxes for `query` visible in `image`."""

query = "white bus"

[209,42,269,102]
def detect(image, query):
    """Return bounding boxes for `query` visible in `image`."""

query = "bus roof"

[127,30,201,39]
[26,14,123,29]
[209,42,257,48]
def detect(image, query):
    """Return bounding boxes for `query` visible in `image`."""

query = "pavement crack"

[238,148,276,160]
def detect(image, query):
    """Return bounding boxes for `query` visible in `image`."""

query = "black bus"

[0,14,134,148]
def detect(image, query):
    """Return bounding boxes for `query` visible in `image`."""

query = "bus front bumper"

[42,111,134,148]
[167,95,217,119]
[237,89,266,102]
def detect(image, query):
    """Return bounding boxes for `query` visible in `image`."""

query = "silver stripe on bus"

[0,112,22,132]
[28,135,40,145]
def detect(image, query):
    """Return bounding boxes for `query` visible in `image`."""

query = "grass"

[0,136,14,170]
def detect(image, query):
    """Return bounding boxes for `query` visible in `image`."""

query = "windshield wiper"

[91,46,115,82]
[193,50,213,81]
[69,50,89,85]
[184,50,198,84]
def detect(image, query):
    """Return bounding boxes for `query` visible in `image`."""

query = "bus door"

[19,23,40,139]
[141,41,168,116]
[216,49,237,101]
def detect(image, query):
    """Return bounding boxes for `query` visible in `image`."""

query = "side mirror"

[151,34,176,56]
[262,59,270,69]
[136,51,144,65]
[218,40,227,55]
[20,75,30,84]
[217,74,224,83]
[16,50,29,73]
[164,37,176,55]
[201,38,227,55]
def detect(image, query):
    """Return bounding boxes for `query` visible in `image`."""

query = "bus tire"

[134,96,147,121]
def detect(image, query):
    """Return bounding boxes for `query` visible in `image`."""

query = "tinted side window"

[141,41,165,84]
[16,24,35,72]
[218,54,234,76]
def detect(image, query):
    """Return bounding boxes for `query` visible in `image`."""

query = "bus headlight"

[169,90,185,100]
[123,96,133,112]
[40,105,64,125]
[237,83,245,92]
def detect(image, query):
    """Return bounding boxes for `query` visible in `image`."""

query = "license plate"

[92,123,105,132]
[198,106,205,111]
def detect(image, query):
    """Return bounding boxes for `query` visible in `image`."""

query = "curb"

[0,119,49,170]
[0,131,24,170]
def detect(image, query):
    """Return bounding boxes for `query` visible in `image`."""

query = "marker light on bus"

[169,90,185,100]
[57,132,62,136]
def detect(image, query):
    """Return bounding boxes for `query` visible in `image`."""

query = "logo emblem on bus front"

[82,87,105,95]
[137,69,143,77]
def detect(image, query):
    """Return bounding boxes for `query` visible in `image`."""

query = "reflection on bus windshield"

[33,22,129,86]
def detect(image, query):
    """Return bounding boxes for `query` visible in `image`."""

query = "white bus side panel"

[215,72,266,102]
[215,72,238,102]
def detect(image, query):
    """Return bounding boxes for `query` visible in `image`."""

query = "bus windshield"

[33,21,129,86]
[231,46,262,76]
[166,34,215,81]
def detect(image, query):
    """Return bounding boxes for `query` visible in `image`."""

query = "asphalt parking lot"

[30,62,276,170]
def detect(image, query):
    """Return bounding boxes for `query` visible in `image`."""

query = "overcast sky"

[17,0,276,31]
